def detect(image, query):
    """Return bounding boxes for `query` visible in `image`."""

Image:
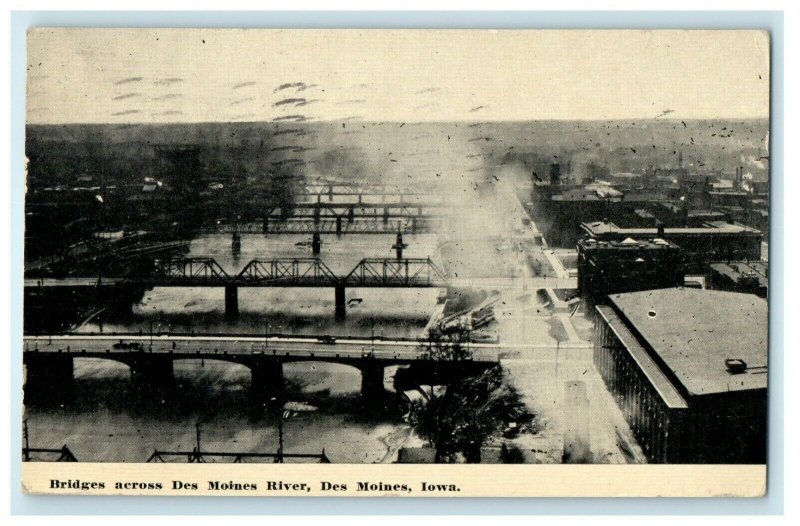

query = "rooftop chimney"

[725,358,748,375]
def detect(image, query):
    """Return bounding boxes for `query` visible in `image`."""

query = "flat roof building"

[581,220,762,273]
[594,288,767,463]
[708,260,768,298]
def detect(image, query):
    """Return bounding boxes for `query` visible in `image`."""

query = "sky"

[26,29,771,124]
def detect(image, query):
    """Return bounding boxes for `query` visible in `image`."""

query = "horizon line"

[26,116,771,126]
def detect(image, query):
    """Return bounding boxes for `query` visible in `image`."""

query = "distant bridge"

[214,201,444,236]
[215,218,442,235]
[22,334,500,403]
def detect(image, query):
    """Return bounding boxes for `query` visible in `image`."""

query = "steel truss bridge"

[25,257,449,319]
[151,256,447,288]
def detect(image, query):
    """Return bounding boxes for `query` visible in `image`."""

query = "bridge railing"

[214,218,439,235]
[152,257,231,285]
[46,256,452,288]
[236,258,339,286]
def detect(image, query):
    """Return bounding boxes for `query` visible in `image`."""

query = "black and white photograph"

[20,27,770,495]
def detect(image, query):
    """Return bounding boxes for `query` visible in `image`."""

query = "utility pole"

[277,413,284,464]
[190,421,204,463]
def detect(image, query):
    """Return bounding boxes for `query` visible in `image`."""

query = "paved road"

[448,276,576,290]
[23,334,589,362]
[24,278,125,288]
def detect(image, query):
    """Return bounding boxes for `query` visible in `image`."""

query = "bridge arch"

[171,357,252,391]
[72,356,132,380]
[281,360,367,396]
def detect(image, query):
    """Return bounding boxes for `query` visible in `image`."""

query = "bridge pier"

[336,217,343,237]
[262,216,269,234]
[129,356,174,392]
[225,285,239,319]
[361,361,385,404]
[24,354,74,401]
[383,208,389,225]
[251,359,284,402]
[334,284,346,320]
[231,232,241,255]
[312,232,321,255]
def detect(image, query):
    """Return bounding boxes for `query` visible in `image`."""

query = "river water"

[77,232,443,338]
[28,233,447,463]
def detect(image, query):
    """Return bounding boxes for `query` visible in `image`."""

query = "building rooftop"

[607,288,768,397]
[578,237,679,251]
[708,191,750,197]
[582,220,761,237]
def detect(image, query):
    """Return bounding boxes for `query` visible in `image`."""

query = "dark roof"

[709,261,769,289]
[608,288,767,396]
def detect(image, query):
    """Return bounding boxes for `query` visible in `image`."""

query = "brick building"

[593,288,767,463]
[577,237,684,310]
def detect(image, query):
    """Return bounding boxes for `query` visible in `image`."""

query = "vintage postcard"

[21,28,770,497]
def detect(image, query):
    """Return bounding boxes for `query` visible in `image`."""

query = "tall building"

[577,237,685,310]
[593,288,767,463]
